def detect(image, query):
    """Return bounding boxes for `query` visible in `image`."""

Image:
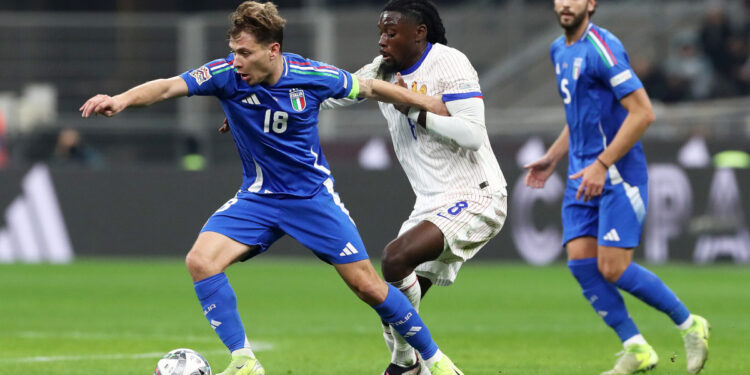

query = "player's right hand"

[524,156,556,189]
[79,94,124,118]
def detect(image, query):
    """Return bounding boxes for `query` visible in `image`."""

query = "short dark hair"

[228,1,286,48]
[382,0,448,45]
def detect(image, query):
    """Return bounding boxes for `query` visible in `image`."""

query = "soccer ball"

[154,348,212,375]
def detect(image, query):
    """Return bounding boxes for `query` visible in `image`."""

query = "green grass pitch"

[1,259,748,374]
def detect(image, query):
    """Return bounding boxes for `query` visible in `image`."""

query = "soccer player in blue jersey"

[524,1,710,374]
[79,2,465,375]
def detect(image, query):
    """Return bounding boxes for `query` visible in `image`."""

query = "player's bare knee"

[598,260,625,282]
[185,250,217,280]
[381,258,408,283]
[350,278,387,305]
[382,239,414,274]
[352,281,380,305]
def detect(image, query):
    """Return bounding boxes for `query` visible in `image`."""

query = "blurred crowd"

[633,4,750,103]
[0,1,747,171]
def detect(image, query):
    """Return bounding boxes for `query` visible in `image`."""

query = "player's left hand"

[569,161,608,201]
[393,73,410,115]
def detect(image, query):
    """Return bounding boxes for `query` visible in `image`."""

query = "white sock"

[623,334,648,348]
[677,314,694,330]
[231,337,256,358]
[382,321,395,353]
[390,272,421,366]
[423,349,444,369]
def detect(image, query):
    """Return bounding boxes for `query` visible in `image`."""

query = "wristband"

[407,107,421,122]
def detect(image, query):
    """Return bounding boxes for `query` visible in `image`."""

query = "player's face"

[378,11,421,73]
[229,31,278,85]
[554,0,593,31]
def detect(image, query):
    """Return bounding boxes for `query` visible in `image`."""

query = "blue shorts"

[201,178,369,264]
[562,180,648,248]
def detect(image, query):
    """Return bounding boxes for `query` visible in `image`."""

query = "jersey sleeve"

[326,67,360,100]
[319,55,382,110]
[179,55,236,98]
[438,50,483,102]
[587,30,643,100]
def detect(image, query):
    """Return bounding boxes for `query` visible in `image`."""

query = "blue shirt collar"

[399,43,433,75]
[579,22,593,42]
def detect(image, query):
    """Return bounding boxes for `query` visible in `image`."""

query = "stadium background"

[1,0,748,264]
[0,1,749,374]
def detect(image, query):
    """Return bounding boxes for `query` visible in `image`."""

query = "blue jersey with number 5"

[180,53,359,197]
[550,23,647,186]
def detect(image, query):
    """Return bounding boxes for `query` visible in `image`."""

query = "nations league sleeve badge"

[189,66,212,86]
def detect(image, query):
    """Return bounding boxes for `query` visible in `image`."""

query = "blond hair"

[228,1,286,48]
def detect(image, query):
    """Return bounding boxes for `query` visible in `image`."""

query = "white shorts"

[400,189,508,286]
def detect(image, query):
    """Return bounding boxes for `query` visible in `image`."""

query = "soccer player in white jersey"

[322,1,507,373]
[80,2,467,375]
[525,1,710,374]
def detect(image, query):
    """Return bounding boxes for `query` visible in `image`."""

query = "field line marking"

[12,330,222,343]
[0,342,273,364]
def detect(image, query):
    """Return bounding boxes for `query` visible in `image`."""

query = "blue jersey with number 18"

[180,53,359,197]
[550,22,647,186]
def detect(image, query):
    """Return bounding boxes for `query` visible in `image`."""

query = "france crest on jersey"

[180,53,359,198]
[550,23,647,186]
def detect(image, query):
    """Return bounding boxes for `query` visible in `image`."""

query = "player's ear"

[588,0,597,15]
[268,42,281,59]
[415,24,427,43]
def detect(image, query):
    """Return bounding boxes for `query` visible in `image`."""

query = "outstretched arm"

[79,76,188,118]
[321,56,383,111]
[355,76,448,116]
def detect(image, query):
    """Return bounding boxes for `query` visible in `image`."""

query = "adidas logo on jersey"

[339,242,359,257]
[603,228,621,242]
[242,94,261,105]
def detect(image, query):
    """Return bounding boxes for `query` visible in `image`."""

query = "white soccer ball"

[154,348,212,375]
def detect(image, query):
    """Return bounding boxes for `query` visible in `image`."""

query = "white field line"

[0,332,273,364]
[12,330,222,343]
[2,350,230,364]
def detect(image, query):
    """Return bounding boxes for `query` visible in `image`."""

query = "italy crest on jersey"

[573,57,583,80]
[289,89,306,111]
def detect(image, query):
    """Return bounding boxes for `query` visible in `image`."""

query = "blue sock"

[568,258,640,342]
[372,284,438,360]
[194,273,247,352]
[615,262,691,325]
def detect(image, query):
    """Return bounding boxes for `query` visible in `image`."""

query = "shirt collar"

[399,42,433,75]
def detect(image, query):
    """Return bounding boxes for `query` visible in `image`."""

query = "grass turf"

[0,259,748,374]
